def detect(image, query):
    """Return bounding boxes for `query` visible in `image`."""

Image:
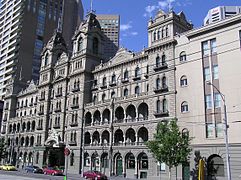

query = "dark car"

[25,165,43,173]
[43,166,63,176]
[83,170,107,180]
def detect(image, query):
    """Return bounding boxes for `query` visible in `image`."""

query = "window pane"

[216,123,223,137]
[204,67,210,81]
[214,93,221,108]
[213,65,218,79]
[205,94,212,109]
[210,39,217,54]
[206,123,214,138]
[202,41,209,56]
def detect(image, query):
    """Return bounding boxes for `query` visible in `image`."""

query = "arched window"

[207,155,224,177]
[44,53,49,66]
[93,95,97,103]
[78,38,83,51]
[181,101,189,112]
[124,70,128,80]
[162,54,166,65]
[124,88,128,97]
[166,26,169,37]
[153,31,156,41]
[156,56,160,67]
[135,67,141,77]
[102,77,107,86]
[111,91,115,98]
[157,30,160,39]
[180,51,187,62]
[162,99,168,112]
[102,93,106,102]
[156,100,161,113]
[162,76,167,88]
[180,75,188,86]
[93,37,98,54]
[156,78,160,89]
[111,74,116,83]
[135,86,140,95]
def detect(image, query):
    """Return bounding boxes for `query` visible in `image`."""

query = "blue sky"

[82,0,241,52]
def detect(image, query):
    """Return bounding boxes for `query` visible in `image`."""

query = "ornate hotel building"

[1,9,241,180]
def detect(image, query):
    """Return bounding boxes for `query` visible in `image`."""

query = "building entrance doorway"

[116,154,123,176]
[47,147,64,167]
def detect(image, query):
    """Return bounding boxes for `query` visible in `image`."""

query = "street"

[0,170,136,180]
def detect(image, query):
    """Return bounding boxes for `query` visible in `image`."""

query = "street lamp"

[206,81,231,180]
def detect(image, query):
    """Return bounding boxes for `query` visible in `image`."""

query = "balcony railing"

[91,85,98,91]
[153,85,169,93]
[109,81,117,87]
[38,111,44,116]
[121,78,129,83]
[69,141,77,146]
[72,86,80,92]
[55,92,62,97]
[132,76,141,81]
[53,124,60,129]
[69,121,78,127]
[36,126,43,130]
[71,104,79,109]
[153,63,168,71]
[154,110,169,117]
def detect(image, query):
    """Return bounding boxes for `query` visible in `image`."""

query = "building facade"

[1,9,241,180]
[0,0,83,99]
[96,14,120,60]
[204,6,241,25]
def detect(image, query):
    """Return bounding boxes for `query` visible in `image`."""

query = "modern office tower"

[96,14,120,60]
[0,0,83,99]
[204,6,241,25]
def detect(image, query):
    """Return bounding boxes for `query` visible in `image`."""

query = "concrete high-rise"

[0,0,83,99]
[204,6,241,25]
[96,14,120,60]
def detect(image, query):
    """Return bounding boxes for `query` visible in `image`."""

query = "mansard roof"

[72,12,101,40]
[42,30,67,54]
[18,80,38,96]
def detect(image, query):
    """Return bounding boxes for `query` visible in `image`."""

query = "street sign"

[64,147,70,156]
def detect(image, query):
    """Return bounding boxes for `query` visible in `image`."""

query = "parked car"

[43,166,63,176]
[83,170,108,180]
[25,165,43,173]
[1,164,16,171]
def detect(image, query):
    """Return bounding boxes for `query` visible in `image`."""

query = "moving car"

[1,164,16,171]
[83,170,107,180]
[43,166,63,176]
[25,165,43,173]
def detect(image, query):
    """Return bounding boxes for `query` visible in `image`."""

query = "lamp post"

[206,81,231,180]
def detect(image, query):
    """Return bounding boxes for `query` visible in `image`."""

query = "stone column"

[122,156,126,177]
[91,114,94,126]
[135,108,138,122]
[134,156,138,179]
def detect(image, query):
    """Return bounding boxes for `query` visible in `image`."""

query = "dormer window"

[111,74,116,83]
[44,53,49,66]
[135,67,141,77]
[78,38,83,51]
[124,70,128,80]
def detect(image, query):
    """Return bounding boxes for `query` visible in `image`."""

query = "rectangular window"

[216,123,223,137]
[206,123,214,138]
[214,93,221,108]
[204,67,210,81]
[205,94,212,109]
[210,39,217,54]
[202,41,209,56]
[213,65,218,79]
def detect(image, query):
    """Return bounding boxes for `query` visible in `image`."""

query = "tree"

[146,119,192,180]
[0,137,7,162]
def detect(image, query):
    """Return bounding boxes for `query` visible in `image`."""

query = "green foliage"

[146,119,192,169]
